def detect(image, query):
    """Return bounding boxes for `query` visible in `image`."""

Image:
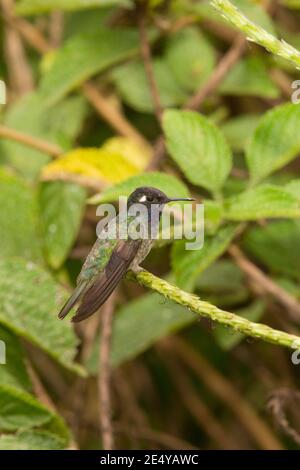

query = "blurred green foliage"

[0,0,300,450]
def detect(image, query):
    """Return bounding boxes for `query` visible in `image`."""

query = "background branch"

[0,125,63,157]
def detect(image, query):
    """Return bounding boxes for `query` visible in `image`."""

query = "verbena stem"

[211,0,300,70]
[129,270,300,351]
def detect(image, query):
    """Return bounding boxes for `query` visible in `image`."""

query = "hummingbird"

[58,186,193,323]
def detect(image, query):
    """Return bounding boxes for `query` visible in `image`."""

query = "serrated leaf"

[39,182,86,269]
[163,109,232,194]
[88,172,190,204]
[112,59,187,113]
[1,93,87,179]
[42,137,151,187]
[243,221,300,281]
[39,28,140,106]
[0,430,65,450]
[246,103,300,185]
[16,0,131,15]
[213,300,265,350]
[219,56,279,98]
[0,384,68,440]
[224,184,300,220]
[0,258,81,374]
[0,325,31,391]
[172,224,237,291]
[0,169,41,261]
[87,290,195,373]
[165,26,216,93]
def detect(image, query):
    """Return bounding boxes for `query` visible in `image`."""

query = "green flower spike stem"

[129,269,300,351]
[211,0,300,70]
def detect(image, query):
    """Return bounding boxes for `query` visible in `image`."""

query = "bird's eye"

[147,195,154,202]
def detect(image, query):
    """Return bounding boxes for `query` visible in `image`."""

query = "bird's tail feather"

[58,281,88,319]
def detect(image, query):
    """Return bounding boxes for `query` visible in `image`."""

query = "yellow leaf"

[42,137,151,187]
[101,137,151,170]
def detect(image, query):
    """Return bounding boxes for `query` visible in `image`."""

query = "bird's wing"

[58,279,89,320]
[71,238,141,322]
[58,237,118,320]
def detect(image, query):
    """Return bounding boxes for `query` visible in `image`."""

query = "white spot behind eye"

[139,195,147,202]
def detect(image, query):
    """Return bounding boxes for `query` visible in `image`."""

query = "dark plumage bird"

[58,186,193,322]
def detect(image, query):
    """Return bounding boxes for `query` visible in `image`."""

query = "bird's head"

[127,186,194,211]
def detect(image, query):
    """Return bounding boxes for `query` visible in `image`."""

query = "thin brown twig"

[82,82,149,148]
[137,2,163,124]
[149,34,247,170]
[26,360,57,411]
[1,11,51,54]
[1,0,34,97]
[48,10,64,48]
[26,358,78,450]
[229,244,300,323]
[0,125,63,157]
[268,388,300,446]
[114,368,148,429]
[115,423,198,450]
[99,293,116,450]
[42,172,106,192]
[4,13,150,150]
[269,68,293,99]
[157,348,236,449]
[168,337,283,450]
[185,34,247,110]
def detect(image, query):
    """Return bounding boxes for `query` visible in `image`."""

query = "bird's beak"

[167,197,195,203]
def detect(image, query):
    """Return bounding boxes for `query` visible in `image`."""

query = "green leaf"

[224,184,300,220]
[213,300,265,350]
[243,221,300,281]
[219,56,279,98]
[112,59,187,113]
[0,325,32,391]
[203,200,224,235]
[39,182,86,269]
[163,109,232,194]
[165,26,216,93]
[0,384,66,436]
[16,0,131,15]
[196,259,244,292]
[0,430,65,450]
[172,224,237,291]
[39,28,140,106]
[246,103,300,185]
[87,290,195,372]
[1,93,87,179]
[88,172,190,204]
[0,258,81,374]
[221,114,261,152]
[0,169,41,261]
[64,7,114,39]
[285,179,300,199]
[196,260,249,307]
